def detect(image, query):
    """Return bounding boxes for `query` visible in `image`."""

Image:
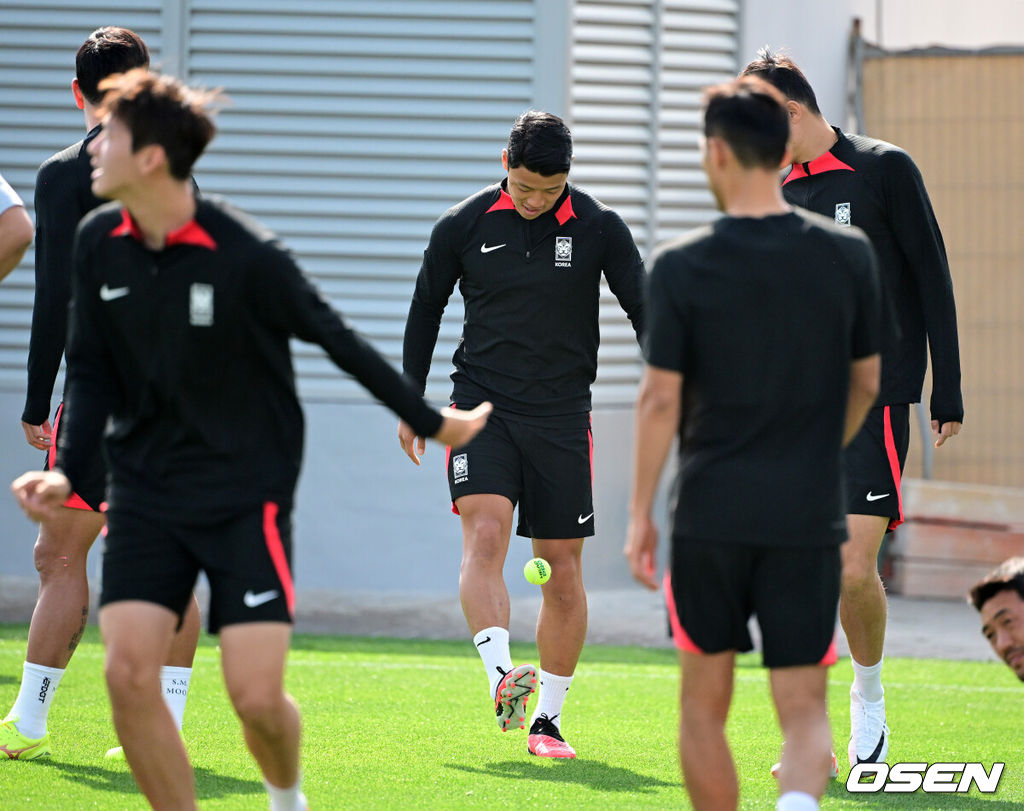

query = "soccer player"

[970,558,1024,682]
[0,172,33,279]
[11,69,490,809]
[2,26,201,763]
[741,48,964,768]
[625,77,881,810]
[398,111,645,758]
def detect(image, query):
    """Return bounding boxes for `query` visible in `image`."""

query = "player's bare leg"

[100,601,193,809]
[169,593,201,666]
[533,537,586,676]
[456,494,515,634]
[25,507,105,668]
[221,623,302,794]
[770,665,833,802]
[839,514,889,665]
[679,650,737,810]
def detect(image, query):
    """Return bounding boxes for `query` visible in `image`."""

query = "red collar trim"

[554,195,576,226]
[484,188,577,225]
[109,208,218,250]
[485,189,516,214]
[783,151,856,186]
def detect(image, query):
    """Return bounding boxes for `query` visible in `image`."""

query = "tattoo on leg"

[67,606,88,653]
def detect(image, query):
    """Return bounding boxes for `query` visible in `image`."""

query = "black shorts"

[446,407,594,539]
[666,537,840,668]
[844,404,909,530]
[100,501,295,634]
[44,402,106,512]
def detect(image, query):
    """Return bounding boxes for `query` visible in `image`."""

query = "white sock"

[473,627,513,698]
[9,662,65,739]
[265,776,306,811]
[851,657,884,703]
[529,669,574,731]
[160,666,192,731]
[777,790,819,811]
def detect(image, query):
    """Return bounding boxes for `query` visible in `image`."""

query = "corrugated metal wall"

[571,0,738,403]
[0,0,737,408]
[0,1,164,389]
[862,50,1024,488]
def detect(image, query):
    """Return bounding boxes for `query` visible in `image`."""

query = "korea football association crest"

[452,453,469,484]
[554,236,572,268]
[189,283,214,326]
[835,202,852,227]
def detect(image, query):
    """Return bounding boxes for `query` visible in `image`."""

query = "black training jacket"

[782,128,963,424]
[403,180,645,416]
[57,196,443,520]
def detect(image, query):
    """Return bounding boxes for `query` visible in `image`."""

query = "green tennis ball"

[524,557,551,585]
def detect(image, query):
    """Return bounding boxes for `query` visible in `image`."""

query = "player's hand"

[398,419,426,466]
[21,419,52,451]
[931,419,962,448]
[11,470,71,522]
[624,513,660,591]
[433,403,492,452]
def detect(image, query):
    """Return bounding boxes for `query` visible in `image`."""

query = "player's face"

[502,151,568,220]
[980,590,1024,681]
[88,114,139,200]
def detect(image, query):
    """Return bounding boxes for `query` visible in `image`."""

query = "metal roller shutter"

[0,2,164,389]
[187,0,536,403]
[571,0,738,405]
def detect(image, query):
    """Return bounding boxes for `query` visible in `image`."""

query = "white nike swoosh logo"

[99,284,130,301]
[243,589,279,608]
[480,243,506,253]
[865,492,890,502]
[578,512,594,524]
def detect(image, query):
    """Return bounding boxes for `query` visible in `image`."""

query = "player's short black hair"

[740,46,821,117]
[969,557,1024,611]
[76,27,150,105]
[506,111,573,177]
[100,70,218,180]
[702,77,789,170]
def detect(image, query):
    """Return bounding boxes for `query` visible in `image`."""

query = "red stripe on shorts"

[262,502,295,618]
[447,404,460,515]
[663,570,703,653]
[49,402,93,511]
[882,406,905,530]
[818,637,838,666]
[588,416,594,485]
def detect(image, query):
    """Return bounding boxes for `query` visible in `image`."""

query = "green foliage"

[1,625,1021,809]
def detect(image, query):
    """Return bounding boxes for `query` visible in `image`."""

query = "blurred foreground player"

[12,70,490,809]
[970,558,1024,682]
[625,77,881,810]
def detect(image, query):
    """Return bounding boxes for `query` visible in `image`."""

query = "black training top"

[22,127,104,425]
[57,196,444,520]
[403,180,645,416]
[782,127,963,424]
[645,210,882,546]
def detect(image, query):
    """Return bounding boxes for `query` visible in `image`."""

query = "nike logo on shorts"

[243,589,279,608]
[577,512,594,524]
[99,284,130,301]
[480,243,506,253]
[865,492,890,502]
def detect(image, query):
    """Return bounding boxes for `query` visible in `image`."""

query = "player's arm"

[845,355,880,446]
[601,209,646,340]
[627,364,681,590]
[253,242,489,451]
[625,250,685,590]
[0,199,33,281]
[884,149,963,435]
[22,161,81,446]
[19,226,118,519]
[398,215,463,464]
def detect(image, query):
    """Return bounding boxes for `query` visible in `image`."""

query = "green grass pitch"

[2,624,1021,809]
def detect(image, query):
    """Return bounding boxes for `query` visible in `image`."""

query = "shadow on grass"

[825,780,1019,808]
[0,674,19,687]
[40,759,262,800]
[447,758,677,795]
